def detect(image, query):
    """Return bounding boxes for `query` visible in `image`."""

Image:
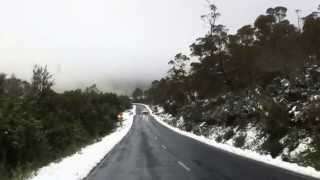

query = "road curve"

[85,105,318,180]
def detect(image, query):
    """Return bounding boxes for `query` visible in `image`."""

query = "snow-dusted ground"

[27,105,136,180]
[142,104,320,179]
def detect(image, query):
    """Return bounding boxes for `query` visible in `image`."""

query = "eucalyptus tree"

[190,2,231,97]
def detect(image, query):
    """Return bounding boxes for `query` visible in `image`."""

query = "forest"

[0,66,131,179]
[143,4,320,169]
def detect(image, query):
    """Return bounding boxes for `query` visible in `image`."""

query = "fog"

[0,0,318,94]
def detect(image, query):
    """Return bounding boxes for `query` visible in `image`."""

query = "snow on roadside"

[141,104,320,179]
[27,105,136,180]
[243,124,266,151]
[290,137,313,158]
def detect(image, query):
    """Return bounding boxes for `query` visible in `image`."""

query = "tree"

[189,3,232,95]
[254,14,276,41]
[85,84,101,94]
[145,80,161,104]
[226,25,258,89]
[31,65,54,96]
[0,73,6,96]
[201,1,221,36]
[301,5,320,64]
[266,6,288,23]
[167,54,194,110]
[168,53,189,80]
[302,15,320,63]
[132,88,143,101]
[192,1,227,57]
[295,9,302,31]
[236,25,255,46]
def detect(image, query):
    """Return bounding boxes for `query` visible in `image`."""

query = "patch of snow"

[199,122,206,127]
[279,135,289,145]
[257,103,263,110]
[142,104,320,179]
[289,106,302,122]
[289,106,297,114]
[290,137,313,158]
[305,74,310,78]
[281,79,290,87]
[310,95,320,101]
[176,116,185,128]
[273,97,278,103]
[281,147,290,157]
[244,124,265,151]
[208,126,227,140]
[27,106,136,180]
[255,88,261,95]
[154,106,165,114]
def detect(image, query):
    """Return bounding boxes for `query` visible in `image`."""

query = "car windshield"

[1,1,320,180]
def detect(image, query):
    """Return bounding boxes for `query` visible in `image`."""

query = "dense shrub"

[0,66,131,179]
[234,135,246,148]
[223,130,234,141]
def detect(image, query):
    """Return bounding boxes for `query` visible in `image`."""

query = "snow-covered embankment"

[28,105,136,180]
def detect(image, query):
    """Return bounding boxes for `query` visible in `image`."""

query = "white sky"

[0,0,318,93]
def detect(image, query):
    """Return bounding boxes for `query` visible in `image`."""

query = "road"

[85,105,318,180]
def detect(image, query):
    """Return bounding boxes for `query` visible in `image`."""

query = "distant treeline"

[0,66,131,179]
[143,4,320,169]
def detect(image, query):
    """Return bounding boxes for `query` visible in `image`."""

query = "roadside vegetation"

[0,66,131,179]
[143,3,320,170]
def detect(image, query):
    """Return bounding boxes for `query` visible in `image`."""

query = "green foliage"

[145,3,320,118]
[223,130,234,140]
[215,136,223,143]
[304,135,320,169]
[262,101,290,135]
[132,88,144,102]
[146,4,320,106]
[144,4,320,169]
[0,65,131,179]
[262,138,284,158]
[234,135,246,148]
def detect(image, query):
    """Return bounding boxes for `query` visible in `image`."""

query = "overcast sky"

[0,0,318,94]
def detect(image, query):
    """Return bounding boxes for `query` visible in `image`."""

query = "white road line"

[177,161,191,172]
[161,145,167,150]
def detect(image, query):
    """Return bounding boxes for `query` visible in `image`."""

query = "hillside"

[143,4,320,170]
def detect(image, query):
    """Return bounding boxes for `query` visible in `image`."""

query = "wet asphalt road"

[85,105,318,180]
